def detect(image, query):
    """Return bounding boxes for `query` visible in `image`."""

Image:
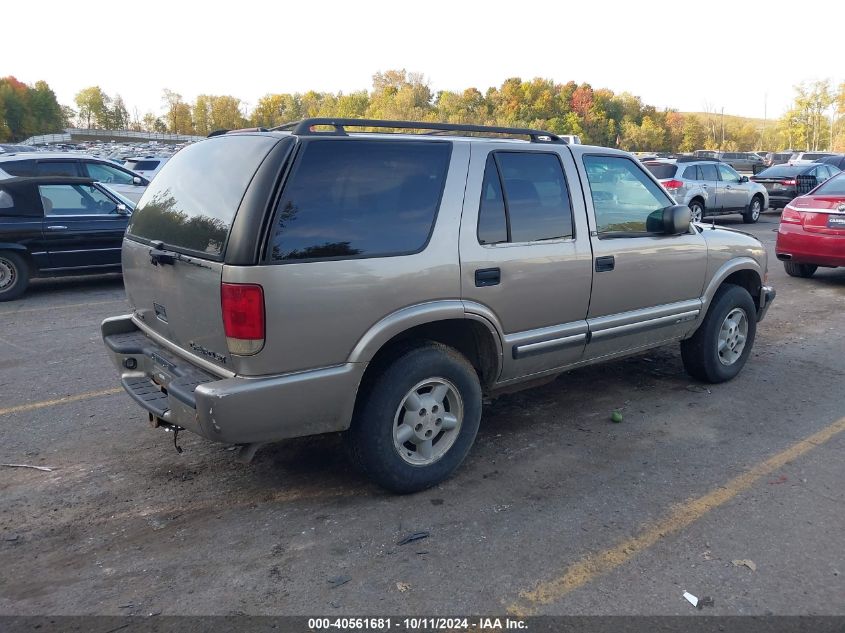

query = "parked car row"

[751,163,841,208]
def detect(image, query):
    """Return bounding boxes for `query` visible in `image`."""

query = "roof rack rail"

[270,118,564,143]
[675,156,723,163]
[207,127,268,138]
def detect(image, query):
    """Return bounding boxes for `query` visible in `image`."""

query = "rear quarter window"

[127,135,278,259]
[266,140,451,262]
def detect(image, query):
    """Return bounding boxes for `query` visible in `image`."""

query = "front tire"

[742,195,763,224]
[681,284,757,383]
[783,261,817,278]
[347,342,482,493]
[0,251,29,302]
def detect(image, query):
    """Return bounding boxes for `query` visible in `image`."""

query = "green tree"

[75,86,109,128]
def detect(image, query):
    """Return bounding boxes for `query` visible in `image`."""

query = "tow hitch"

[149,414,185,454]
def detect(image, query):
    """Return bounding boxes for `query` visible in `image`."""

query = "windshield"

[812,174,845,196]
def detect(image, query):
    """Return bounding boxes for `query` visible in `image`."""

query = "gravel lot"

[1,212,843,616]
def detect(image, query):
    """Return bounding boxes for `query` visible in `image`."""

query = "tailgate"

[123,238,232,370]
[120,133,282,371]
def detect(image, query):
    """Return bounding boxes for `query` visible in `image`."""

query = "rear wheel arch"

[356,318,502,400]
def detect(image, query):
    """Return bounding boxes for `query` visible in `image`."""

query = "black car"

[819,154,845,171]
[0,176,132,301]
[751,163,841,209]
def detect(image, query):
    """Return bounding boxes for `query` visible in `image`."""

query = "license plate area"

[827,215,845,229]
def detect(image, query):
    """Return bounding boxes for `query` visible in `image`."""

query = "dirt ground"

[1,212,843,616]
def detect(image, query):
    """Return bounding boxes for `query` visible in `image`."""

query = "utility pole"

[720,107,725,149]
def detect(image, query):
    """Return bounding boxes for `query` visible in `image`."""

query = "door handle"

[700,184,708,188]
[475,267,501,287]
[595,255,615,272]
[46,225,68,230]
[725,185,733,190]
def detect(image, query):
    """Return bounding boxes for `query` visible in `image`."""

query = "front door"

[460,145,593,381]
[39,183,128,269]
[578,153,708,361]
[716,163,747,210]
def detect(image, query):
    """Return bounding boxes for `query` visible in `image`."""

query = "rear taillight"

[782,179,797,186]
[780,205,803,224]
[221,283,265,355]
[663,179,684,191]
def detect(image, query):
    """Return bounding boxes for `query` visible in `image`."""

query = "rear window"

[128,135,278,259]
[802,153,832,161]
[125,160,160,171]
[643,163,677,179]
[813,174,845,195]
[757,165,802,178]
[266,140,450,262]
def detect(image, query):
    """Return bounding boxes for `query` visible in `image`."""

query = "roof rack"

[676,156,723,163]
[270,118,564,143]
[207,127,268,138]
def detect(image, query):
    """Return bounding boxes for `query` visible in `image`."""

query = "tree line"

[2,71,844,152]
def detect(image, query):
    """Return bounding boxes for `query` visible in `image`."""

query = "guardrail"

[22,129,204,145]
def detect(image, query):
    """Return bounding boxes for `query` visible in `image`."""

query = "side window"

[682,165,699,180]
[817,166,831,181]
[38,184,118,216]
[36,161,80,177]
[267,140,450,262]
[699,164,719,181]
[583,155,673,236]
[477,152,573,244]
[717,164,740,183]
[0,160,36,176]
[477,155,508,244]
[84,162,136,185]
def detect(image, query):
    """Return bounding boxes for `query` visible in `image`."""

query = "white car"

[123,156,170,181]
[0,152,148,202]
[788,152,836,166]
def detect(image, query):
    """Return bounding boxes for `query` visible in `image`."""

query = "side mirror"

[116,204,131,216]
[132,176,143,185]
[650,204,691,234]
[739,175,749,183]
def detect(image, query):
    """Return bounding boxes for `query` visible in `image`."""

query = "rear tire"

[783,261,817,278]
[742,195,763,223]
[681,284,757,383]
[689,199,704,222]
[347,342,482,493]
[0,251,29,302]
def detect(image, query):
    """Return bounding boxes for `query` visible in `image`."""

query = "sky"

[2,0,843,121]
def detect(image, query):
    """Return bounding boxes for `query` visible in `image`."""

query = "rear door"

[698,163,720,209]
[39,183,127,268]
[459,145,593,380]
[579,153,707,360]
[0,183,49,270]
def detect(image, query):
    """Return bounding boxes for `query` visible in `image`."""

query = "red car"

[776,172,845,278]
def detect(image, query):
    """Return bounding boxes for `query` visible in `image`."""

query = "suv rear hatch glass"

[643,162,677,179]
[123,134,280,370]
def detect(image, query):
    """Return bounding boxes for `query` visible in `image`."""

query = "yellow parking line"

[0,388,123,417]
[0,299,126,317]
[509,415,845,615]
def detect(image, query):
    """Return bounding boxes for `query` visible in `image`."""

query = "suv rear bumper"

[102,315,364,445]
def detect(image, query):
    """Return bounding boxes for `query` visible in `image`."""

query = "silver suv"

[643,158,768,223]
[102,119,776,493]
